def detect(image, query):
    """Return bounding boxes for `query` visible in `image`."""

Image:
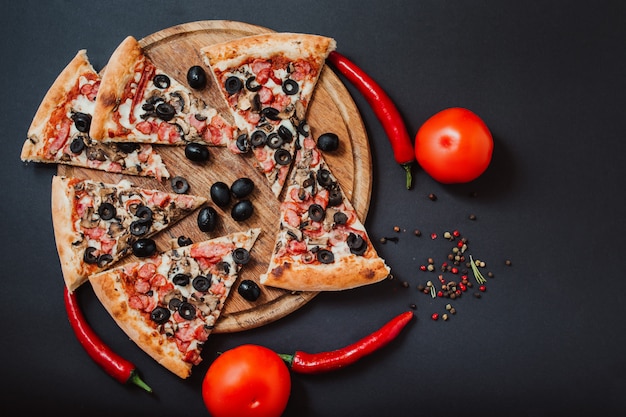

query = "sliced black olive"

[232,247,251,265]
[141,102,154,112]
[153,74,171,89]
[135,205,153,223]
[316,249,335,264]
[146,95,165,106]
[347,232,368,255]
[97,254,114,268]
[197,206,218,232]
[282,79,299,95]
[266,132,283,149]
[231,200,253,222]
[328,186,343,206]
[250,130,267,147]
[155,102,176,121]
[177,235,193,247]
[245,76,262,92]
[296,120,309,137]
[97,203,117,220]
[150,306,171,324]
[192,275,211,292]
[225,76,243,94]
[274,149,292,166]
[130,219,150,236]
[172,273,191,286]
[316,168,333,187]
[230,177,254,199]
[116,142,140,154]
[186,65,207,89]
[238,279,261,301]
[178,301,196,320]
[317,132,339,152]
[218,261,231,275]
[132,238,157,258]
[278,125,293,143]
[170,176,190,194]
[261,107,280,121]
[185,142,210,162]
[210,182,231,207]
[235,133,251,153]
[69,136,86,154]
[308,203,326,222]
[168,297,182,311]
[71,112,92,133]
[83,247,98,264]
[333,211,348,225]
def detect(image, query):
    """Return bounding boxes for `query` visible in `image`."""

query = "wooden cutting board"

[58,20,372,332]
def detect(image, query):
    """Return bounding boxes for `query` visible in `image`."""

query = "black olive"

[218,261,230,275]
[97,203,117,220]
[170,176,190,194]
[316,249,335,264]
[317,132,339,152]
[238,279,261,301]
[278,125,293,143]
[232,247,251,265]
[132,238,157,258]
[116,142,140,154]
[230,177,255,199]
[231,199,253,222]
[178,301,196,320]
[71,112,92,133]
[185,142,210,162]
[155,102,176,121]
[235,133,251,153]
[135,205,153,223]
[274,149,292,166]
[153,74,171,89]
[282,79,299,95]
[316,169,333,187]
[150,306,171,324]
[296,120,309,137]
[333,211,348,225]
[308,203,326,222]
[69,136,86,154]
[168,298,182,311]
[186,65,207,89]
[266,132,283,149]
[172,273,191,286]
[347,232,368,255]
[83,247,98,264]
[130,219,150,236]
[177,236,193,247]
[97,253,114,268]
[197,206,218,232]
[210,182,231,207]
[328,186,343,206]
[225,76,243,94]
[245,76,262,92]
[261,107,280,121]
[192,275,211,292]
[250,130,267,147]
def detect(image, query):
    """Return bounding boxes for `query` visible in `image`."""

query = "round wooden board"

[58,20,372,332]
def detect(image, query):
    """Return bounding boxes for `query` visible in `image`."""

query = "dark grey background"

[3,1,625,416]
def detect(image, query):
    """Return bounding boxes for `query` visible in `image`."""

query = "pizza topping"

[153,74,171,89]
[250,130,267,147]
[155,102,176,121]
[187,66,207,90]
[97,202,117,220]
[210,182,231,207]
[308,204,325,222]
[192,275,211,292]
[347,232,368,255]
[230,177,254,199]
[235,133,250,153]
[69,137,86,154]
[231,200,253,222]
[197,206,218,232]
[225,76,243,94]
[177,301,196,320]
[132,238,157,257]
[274,148,292,165]
[71,112,92,133]
[245,76,262,92]
[150,306,171,324]
[172,273,191,286]
[282,79,299,95]
[237,279,261,301]
[316,249,334,264]
[185,142,210,162]
[232,247,251,265]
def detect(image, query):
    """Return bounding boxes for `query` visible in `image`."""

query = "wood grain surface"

[58,20,372,332]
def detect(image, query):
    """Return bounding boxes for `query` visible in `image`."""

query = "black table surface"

[3,1,626,416]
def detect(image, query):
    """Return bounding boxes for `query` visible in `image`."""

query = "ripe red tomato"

[414,107,493,184]
[202,344,291,417]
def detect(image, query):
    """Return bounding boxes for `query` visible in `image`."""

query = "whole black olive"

[150,306,171,324]
[192,275,211,292]
[317,132,339,152]
[97,202,117,220]
[282,79,299,95]
[210,182,231,207]
[274,149,292,166]
[333,211,348,225]
[170,176,190,194]
[185,142,210,162]
[316,249,335,264]
[153,74,171,89]
[155,102,176,121]
[231,199,253,222]
[328,186,343,206]
[238,279,261,301]
[69,136,86,154]
[232,247,251,265]
[71,112,92,133]
[186,65,207,89]
[230,177,255,199]
[132,238,157,258]
[197,206,218,232]
[172,273,191,286]
[178,301,196,320]
[225,76,243,95]
[177,236,193,247]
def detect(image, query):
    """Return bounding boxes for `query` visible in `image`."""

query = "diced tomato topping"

[100,236,116,254]
[184,348,202,365]
[209,281,226,296]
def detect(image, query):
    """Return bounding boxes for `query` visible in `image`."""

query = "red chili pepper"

[279,310,413,374]
[64,287,152,393]
[327,51,415,189]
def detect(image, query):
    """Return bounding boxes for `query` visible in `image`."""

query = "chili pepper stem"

[277,353,295,367]
[128,370,153,393]
[402,163,413,189]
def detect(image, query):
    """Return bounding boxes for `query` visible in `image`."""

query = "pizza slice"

[90,35,237,146]
[88,228,261,379]
[21,49,170,179]
[259,136,390,291]
[51,175,207,292]
[200,33,336,196]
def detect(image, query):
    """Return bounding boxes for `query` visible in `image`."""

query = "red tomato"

[414,107,493,184]
[202,344,291,417]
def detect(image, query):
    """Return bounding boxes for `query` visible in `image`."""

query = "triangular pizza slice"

[88,228,261,379]
[51,175,207,292]
[200,33,336,197]
[21,49,170,180]
[259,136,390,291]
[90,36,237,146]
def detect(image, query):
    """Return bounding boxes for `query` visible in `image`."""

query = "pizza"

[200,33,336,197]
[259,135,390,291]
[89,35,238,146]
[88,228,261,378]
[51,175,207,292]
[21,49,170,179]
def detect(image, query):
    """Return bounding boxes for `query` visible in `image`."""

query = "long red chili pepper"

[327,51,415,190]
[64,287,153,393]
[279,310,414,374]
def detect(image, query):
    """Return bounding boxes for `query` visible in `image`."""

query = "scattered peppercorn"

[428,193,437,201]
[414,229,422,237]
[393,226,401,232]
[505,259,512,266]
[410,303,417,310]
[442,313,449,321]
[401,281,409,288]
[469,214,477,221]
